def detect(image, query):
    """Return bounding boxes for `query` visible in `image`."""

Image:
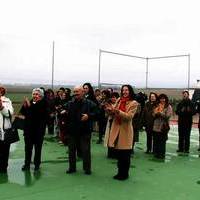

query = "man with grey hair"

[20,88,48,171]
[65,85,97,175]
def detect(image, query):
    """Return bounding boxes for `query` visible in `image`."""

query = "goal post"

[98,49,190,89]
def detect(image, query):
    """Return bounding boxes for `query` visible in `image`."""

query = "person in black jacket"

[96,89,111,144]
[83,83,98,105]
[20,88,48,171]
[65,86,97,175]
[143,92,158,154]
[176,90,195,153]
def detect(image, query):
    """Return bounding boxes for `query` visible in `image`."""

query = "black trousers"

[68,134,91,172]
[98,117,107,141]
[132,129,139,153]
[47,117,55,135]
[153,131,167,159]
[0,141,10,171]
[199,128,200,147]
[116,149,132,177]
[178,124,192,152]
[24,136,44,167]
[107,147,116,159]
[146,129,153,152]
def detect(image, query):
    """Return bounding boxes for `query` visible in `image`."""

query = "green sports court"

[1,126,200,200]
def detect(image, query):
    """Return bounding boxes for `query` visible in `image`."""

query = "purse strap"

[3,110,12,131]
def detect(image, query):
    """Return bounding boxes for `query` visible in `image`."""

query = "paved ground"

[1,126,200,200]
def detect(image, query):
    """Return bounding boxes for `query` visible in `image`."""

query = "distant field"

[5,84,185,98]
[7,92,31,113]
[7,92,31,103]
[4,85,188,113]
[136,88,184,100]
[3,86,199,123]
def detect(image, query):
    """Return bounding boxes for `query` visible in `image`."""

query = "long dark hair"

[83,83,95,96]
[149,92,158,103]
[83,82,98,104]
[158,93,169,107]
[120,84,135,100]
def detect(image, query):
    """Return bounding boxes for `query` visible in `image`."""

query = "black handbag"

[12,116,25,130]
[3,111,20,144]
[161,120,170,134]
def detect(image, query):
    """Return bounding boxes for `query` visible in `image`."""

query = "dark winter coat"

[20,99,48,139]
[65,98,97,135]
[143,101,157,131]
[176,99,195,126]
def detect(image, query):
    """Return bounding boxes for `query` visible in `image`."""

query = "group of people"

[143,90,198,158]
[0,84,200,181]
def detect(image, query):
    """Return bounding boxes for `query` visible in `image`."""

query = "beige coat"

[104,99,138,150]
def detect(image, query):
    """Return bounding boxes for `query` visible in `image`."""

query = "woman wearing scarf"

[152,94,172,159]
[104,85,138,180]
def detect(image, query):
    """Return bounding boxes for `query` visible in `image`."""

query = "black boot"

[113,155,129,181]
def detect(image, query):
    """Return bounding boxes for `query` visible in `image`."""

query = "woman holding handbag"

[0,86,14,174]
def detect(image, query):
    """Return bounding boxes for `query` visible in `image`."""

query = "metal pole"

[146,58,149,89]
[98,49,101,89]
[101,49,146,60]
[148,54,189,60]
[51,41,55,90]
[188,54,190,90]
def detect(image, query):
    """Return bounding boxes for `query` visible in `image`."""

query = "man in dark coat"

[20,88,48,171]
[65,86,96,175]
[176,90,195,153]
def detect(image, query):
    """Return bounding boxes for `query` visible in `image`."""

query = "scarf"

[116,97,129,124]
[154,103,165,114]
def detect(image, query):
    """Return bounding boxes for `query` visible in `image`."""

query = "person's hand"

[50,113,55,117]
[23,96,31,107]
[14,114,25,119]
[104,103,113,112]
[155,112,161,117]
[113,108,120,115]
[60,110,67,115]
[81,113,88,121]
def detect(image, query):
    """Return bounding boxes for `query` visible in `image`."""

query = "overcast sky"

[0,0,200,88]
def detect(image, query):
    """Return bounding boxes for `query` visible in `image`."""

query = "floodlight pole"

[146,58,149,89]
[188,54,190,90]
[98,49,102,89]
[51,41,55,90]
